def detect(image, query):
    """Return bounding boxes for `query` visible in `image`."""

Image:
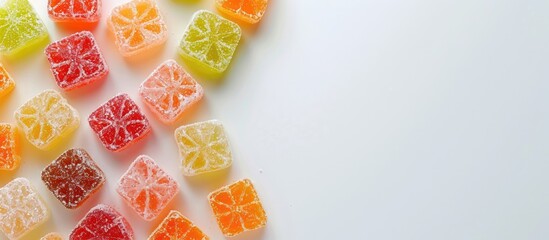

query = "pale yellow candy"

[0,178,49,240]
[174,120,232,176]
[41,232,63,240]
[14,90,79,150]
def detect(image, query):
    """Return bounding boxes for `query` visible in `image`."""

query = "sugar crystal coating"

[0,0,48,55]
[174,120,232,176]
[14,90,80,150]
[148,210,209,240]
[216,0,268,24]
[208,179,266,237]
[108,0,167,57]
[45,31,109,91]
[179,10,241,74]
[117,155,178,221]
[0,178,49,240]
[70,204,133,240]
[41,232,63,240]
[88,93,151,152]
[0,65,15,98]
[0,123,20,171]
[48,0,101,23]
[41,148,105,209]
[139,59,204,124]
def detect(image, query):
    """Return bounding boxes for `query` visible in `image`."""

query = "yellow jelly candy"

[41,232,63,240]
[0,65,14,98]
[0,0,48,56]
[179,10,241,74]
[14,90,79,150]
[174,120,232,176]
[0,178,49,239]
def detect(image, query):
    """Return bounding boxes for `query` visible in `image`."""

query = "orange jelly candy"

[148,210,209,240]
[108,0,167,57]
[0,123,20,171]
[215,0,268,24]
[208,179,267,236]
[0,65,15,98]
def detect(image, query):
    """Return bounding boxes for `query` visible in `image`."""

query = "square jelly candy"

[117,155,178,221]
[148,210,209,240]
[209,179,267,237]
[179,10,241,74]
[41,232,63,240]
[0,178,49,240]
[216,0,268,24]
[0,65,15,98]
[41,148,105,209]
[174,120,232,176]
[0,0,48,56]
[139,59,204,124]
[14,90,80,150]
[45,31,108,91]
[70,204,134,240]
[48,0,101,23]
[0,123,20,171]
[88,94,151,152]
[108,0,167,57]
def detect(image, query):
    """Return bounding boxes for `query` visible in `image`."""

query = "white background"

[0,0,548,239]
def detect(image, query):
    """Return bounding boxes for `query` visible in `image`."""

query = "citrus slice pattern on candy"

[216,0,268,24]
[174,120,232,176]
[14,90,80,150]
[48,0,101,22]
[108,0,167,57]
[208,179,267,237]
[0,0,48,55]
[0,65,15,97]
[179,10,241,74]
[148,210,209,240]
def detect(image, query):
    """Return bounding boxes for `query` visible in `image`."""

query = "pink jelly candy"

[139,60,204,124]
[117,155,179,221]
[45,31,108,91]
[88,94,151,152]
[48,0,101,23]
[41,148,105,209]
[70,204,133,240]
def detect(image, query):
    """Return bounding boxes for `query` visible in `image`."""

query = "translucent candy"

[208,179,267,237]
[179,10,241,74]
[70,204,133,240]
[216,0,268,24]
[117,155,178,221]
[174,120,232,176]
[0,0,48,56]
[108,0,167,57]
[48,0,101,23]
[0,65,15,98]
[88,94,151,152]
[0,178,49,240]
[0,123,20,171]
[41,148,105,209]
[139,60,204,124]
[45,31,108,91]
[41,232,63,240]
[14,90,80,150]
[148,210,209,240]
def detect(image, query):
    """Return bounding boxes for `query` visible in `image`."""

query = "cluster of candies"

[0,0,269,239]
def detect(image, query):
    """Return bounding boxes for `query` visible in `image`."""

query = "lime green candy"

[0,0,48,56]
[179,10,241,74]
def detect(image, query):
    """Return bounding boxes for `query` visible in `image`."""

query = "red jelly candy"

[45,31,108,91]
[88,94,151,152]
[70,204,134,240]
[41,148,105,209]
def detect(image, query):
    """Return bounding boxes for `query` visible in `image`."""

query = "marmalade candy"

[70,204,134,240]
[0,178,49,240]
[41,148,105,209]
[0,0,48,56]
[0,123,20,171]
[139,59,204,124]
[216,0,268,24]
[0,65,15,98]
[48,0,101,23]
[117,155,178,221]
[148,210,209,240]
[208,179,267,237]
